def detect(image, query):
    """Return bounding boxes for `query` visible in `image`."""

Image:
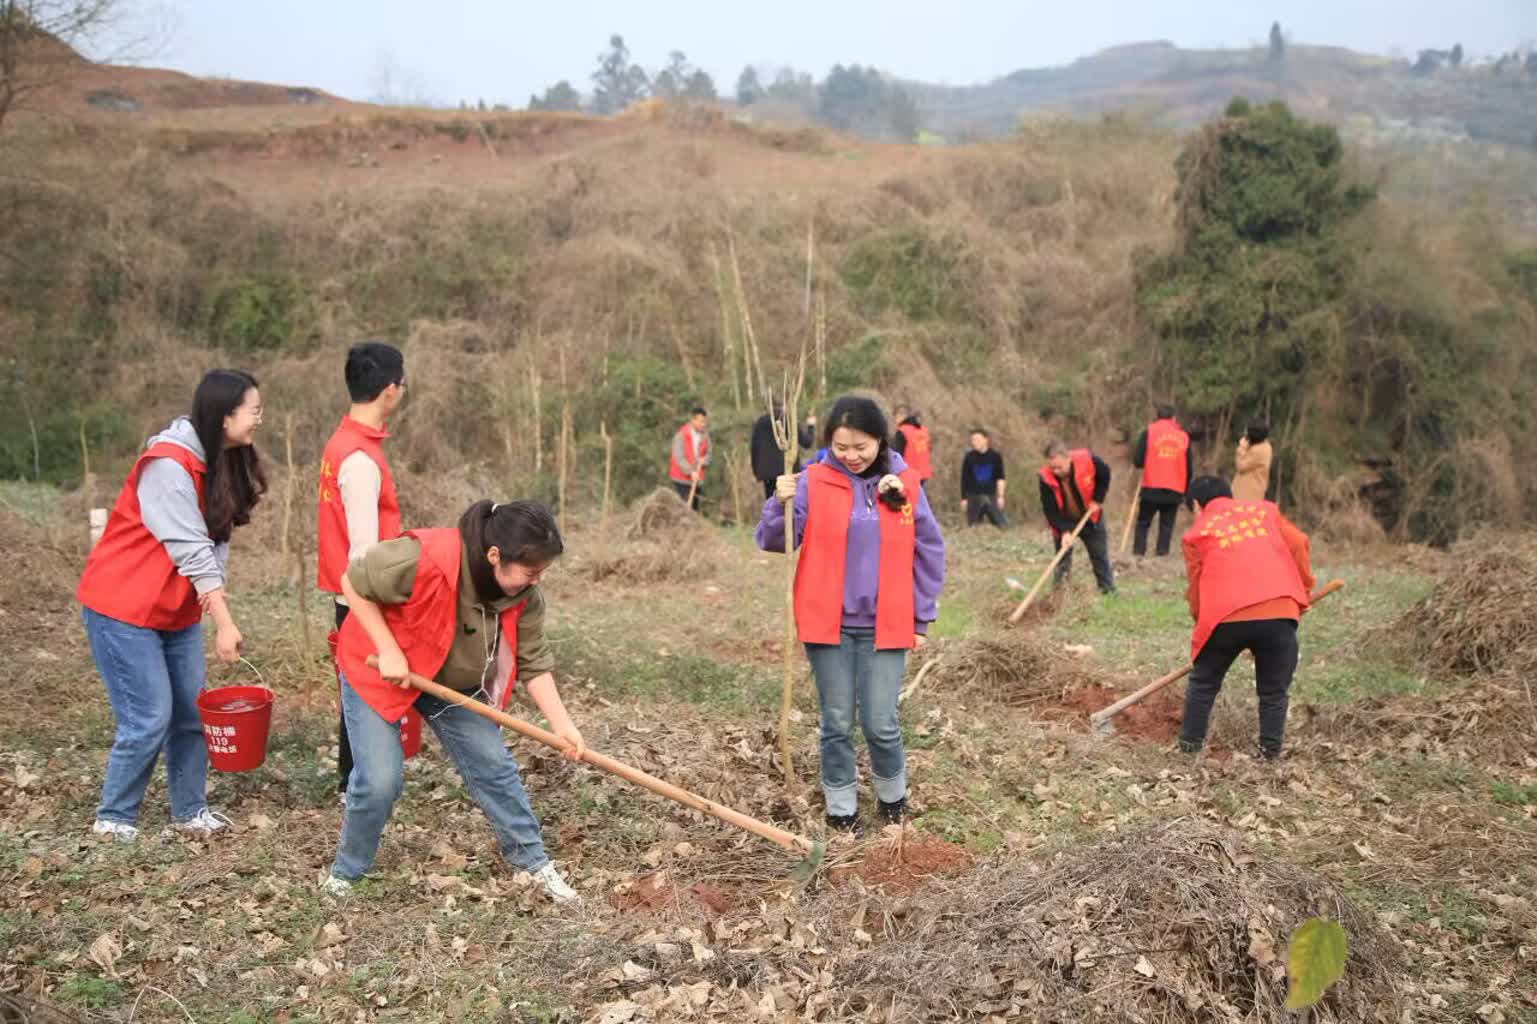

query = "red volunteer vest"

[77,443,208,631]
[317,416,402,593]
[896,423,933,480]
[668,425,709,483]
[1143,418,1190,493]
[793,464,921,651]
[1039,449,1101,535]
[336,529,526,723]
[1185,498,1309,659]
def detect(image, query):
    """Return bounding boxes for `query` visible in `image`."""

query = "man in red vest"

[1038,441,1116,594]
[890,405,934,490]
[668,407,712,510]
[318,342,406,794]
[1180,475,1315,760]
[1132,404,1193,557]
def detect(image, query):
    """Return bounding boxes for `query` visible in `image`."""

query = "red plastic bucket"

[197,685,275,772]
[329,629,422,759]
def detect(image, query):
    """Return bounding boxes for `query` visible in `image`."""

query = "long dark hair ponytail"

[458,499,565,603]
[191,369,267,543]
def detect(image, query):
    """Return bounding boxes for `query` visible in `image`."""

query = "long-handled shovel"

[1009,507,1095,624]
[1088,579,1345,735]
[366,657,826,880]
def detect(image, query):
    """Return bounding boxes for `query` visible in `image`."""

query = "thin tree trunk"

[281,413,296,572]
[529,364,543,474]
[599,419,613,536]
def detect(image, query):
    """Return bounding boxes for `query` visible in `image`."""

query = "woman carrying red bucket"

[325,500,585,902]
[76,370,267,842]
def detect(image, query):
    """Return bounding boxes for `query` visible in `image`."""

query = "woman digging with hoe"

[324,499,585,902]
[757,396,947,833]
[77,369,267,841]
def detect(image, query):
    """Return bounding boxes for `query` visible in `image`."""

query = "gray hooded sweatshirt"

[138,416,230,596]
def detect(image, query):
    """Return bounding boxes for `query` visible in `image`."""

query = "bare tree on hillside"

[0,0,159,132]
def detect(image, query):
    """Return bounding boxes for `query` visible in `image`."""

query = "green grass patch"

[554,625,777,712]
[56,974,124,1010]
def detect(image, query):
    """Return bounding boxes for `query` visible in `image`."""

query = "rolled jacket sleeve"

[345,537,422,605]
[513,588,555,682]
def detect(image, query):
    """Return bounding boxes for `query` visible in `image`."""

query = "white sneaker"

[167,809,233,837]
[92,819,140,843]
[320,875,353,899]
[532,862,581,904]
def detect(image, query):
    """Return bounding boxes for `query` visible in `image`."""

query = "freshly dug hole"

[837,818,1404,1022]
[1383,530,1537,680]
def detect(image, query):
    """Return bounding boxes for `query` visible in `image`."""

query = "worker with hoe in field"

[889,404,934,491]
[960,427,1008,528]
[1039,440,1116,594]
[1180,475,1315,760]
[751,396,817,500]
[318,341,407,796]
[77,369,267,842]
[756,396,947,832]
[668,406,712,511]
[1233,421,1274,502]
[1131,404,1193,557]
[325,500,585,901]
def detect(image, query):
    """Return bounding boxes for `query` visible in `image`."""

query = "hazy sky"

[139,1,1536,105]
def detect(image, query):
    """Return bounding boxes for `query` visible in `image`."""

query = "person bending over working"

[757,396,947,832]
[1180,476,1315,760]
[1038,440,1116,595]
[325,500,584,902]
[77,369,267,842]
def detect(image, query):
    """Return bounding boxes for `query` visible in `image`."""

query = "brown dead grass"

[1384,530,1537,681]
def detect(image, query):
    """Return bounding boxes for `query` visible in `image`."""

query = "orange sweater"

[1185,512,1315,623]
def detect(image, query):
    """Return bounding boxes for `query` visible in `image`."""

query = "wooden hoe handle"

[1010,507,1095,624]
[365,657,813,855]
[1088,579,1346,728]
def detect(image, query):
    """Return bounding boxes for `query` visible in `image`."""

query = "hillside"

[908,40,1537,150]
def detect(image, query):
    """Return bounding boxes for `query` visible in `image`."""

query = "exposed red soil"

[608,871,735,915]
[830,833,972,895]
[1044,685,1231,758]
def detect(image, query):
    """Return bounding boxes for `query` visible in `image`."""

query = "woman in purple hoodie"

[756,396,946,832]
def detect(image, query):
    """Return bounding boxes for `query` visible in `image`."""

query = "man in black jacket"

[960,429,1008,528]
[751,404,817,500]
[1038,440,1116,594]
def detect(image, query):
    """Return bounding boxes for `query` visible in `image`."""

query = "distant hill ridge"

[905,39,1537,150]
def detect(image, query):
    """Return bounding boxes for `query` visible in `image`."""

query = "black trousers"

[1135,498,1179,557]
[760,479,776,501]
[334,601,352,791]
[1180,618,1299,757]
[1054,520,1116,594]
[965,494,1008,528]
[672,480,702,510]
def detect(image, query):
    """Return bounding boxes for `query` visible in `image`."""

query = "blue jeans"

[82,607,209,825]
[331,674,550,881]
[804,628,908,816]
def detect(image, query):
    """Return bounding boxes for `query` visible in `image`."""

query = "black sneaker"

[1258,746,1282,762]
[1178,738,1203,755]
[826,813,860,833]
[877,797,906,824]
